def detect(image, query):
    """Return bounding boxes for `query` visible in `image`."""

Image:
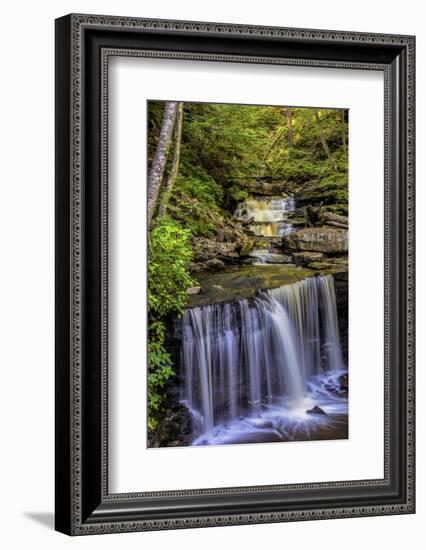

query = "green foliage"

[168,192,218,238]
[146,101,349,435]
[147,219,195,430]
[177,165,223,210]
[228,185,249,202]
[164,161,226,237]
[148,218,195,317]
[174,103,348,212]
[310,174,349,215]
[147,320,174,431]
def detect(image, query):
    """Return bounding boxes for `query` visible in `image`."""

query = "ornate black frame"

[55,14,415,535]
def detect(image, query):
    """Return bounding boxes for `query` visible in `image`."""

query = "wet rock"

[237,237,256,256]
[250,253,294,264]
[307,261,337,270]
[187,264,316,307]
[324,216,348,230]
[205,258,226,271]
[191,237,237,262]
[167,440,182,447]
[266,254,294,264]
[269,238,284,249]
[339,373,349,392]
[189,262,207,273]
[322,256,349,267]
[261,420,274,429]
[286,209,307,228]
[253,237,279,249]
[149,405,193,447]
[283,227,348,254]
[292,251,324,267]
[186,286,202,295]
[333,273,348,365]
[306,405,327,416]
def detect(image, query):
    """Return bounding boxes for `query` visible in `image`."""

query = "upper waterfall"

[234,196,296,237]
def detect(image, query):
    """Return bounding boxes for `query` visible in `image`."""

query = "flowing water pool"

[180,274,348,446]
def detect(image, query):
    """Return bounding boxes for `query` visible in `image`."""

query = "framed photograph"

[55,14,415,535]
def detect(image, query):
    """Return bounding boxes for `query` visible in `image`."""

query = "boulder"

[292,251,324,267]
[283,227,348,254]
[307,255,349,272]
[205,258,226,271]
[191,237,237,262]
[148,405,193,448]
[259,254,294,264]
[189,262,206,273]
[269,238,284,249]
[237,237,256,256]
[307,261,337,270]
[322,256,349,267]
[306,405,327,416]
[186,286,202,295]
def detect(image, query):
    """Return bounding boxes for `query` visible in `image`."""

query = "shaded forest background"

[147,101,348,435]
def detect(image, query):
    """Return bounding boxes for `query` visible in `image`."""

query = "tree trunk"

[147,101,179,228]
[341,110,347,154]
[159,103,184,218]
[341,110,348,174]
[314,110,336,168]
[263,108,293,164]
[262,127,283,164]
[284,108,294,146]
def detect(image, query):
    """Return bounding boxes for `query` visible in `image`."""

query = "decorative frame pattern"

[55,13,415,535]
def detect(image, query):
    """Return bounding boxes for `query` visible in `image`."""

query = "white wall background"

[0,0,422,548]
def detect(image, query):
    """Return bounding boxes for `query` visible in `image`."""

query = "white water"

[181,274,347,446]
[235,196,296,265]
[234,196,296,237]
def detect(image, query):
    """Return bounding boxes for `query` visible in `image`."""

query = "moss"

[187,265,316,307]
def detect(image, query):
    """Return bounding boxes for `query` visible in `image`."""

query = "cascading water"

[181,274,348,446]
[234,196,296,264]
[234,196,295,237]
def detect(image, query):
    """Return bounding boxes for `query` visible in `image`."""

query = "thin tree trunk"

[147,101,179,228]
[284,108,294,146]
[159,103,184,218]
[341,110,347,154]
[341,110,348,174]
[262,128,284,164]
[263,108,293,164]
[314,110,336,168]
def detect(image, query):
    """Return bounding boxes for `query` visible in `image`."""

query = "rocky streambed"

[187,264,345,307]
[187,224,348,305]
[189,196,348,274]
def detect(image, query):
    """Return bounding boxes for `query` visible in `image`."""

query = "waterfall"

[181,274,346,445]
[234,196,295,237]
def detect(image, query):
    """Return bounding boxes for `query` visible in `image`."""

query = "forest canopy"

[148,102,348,219]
